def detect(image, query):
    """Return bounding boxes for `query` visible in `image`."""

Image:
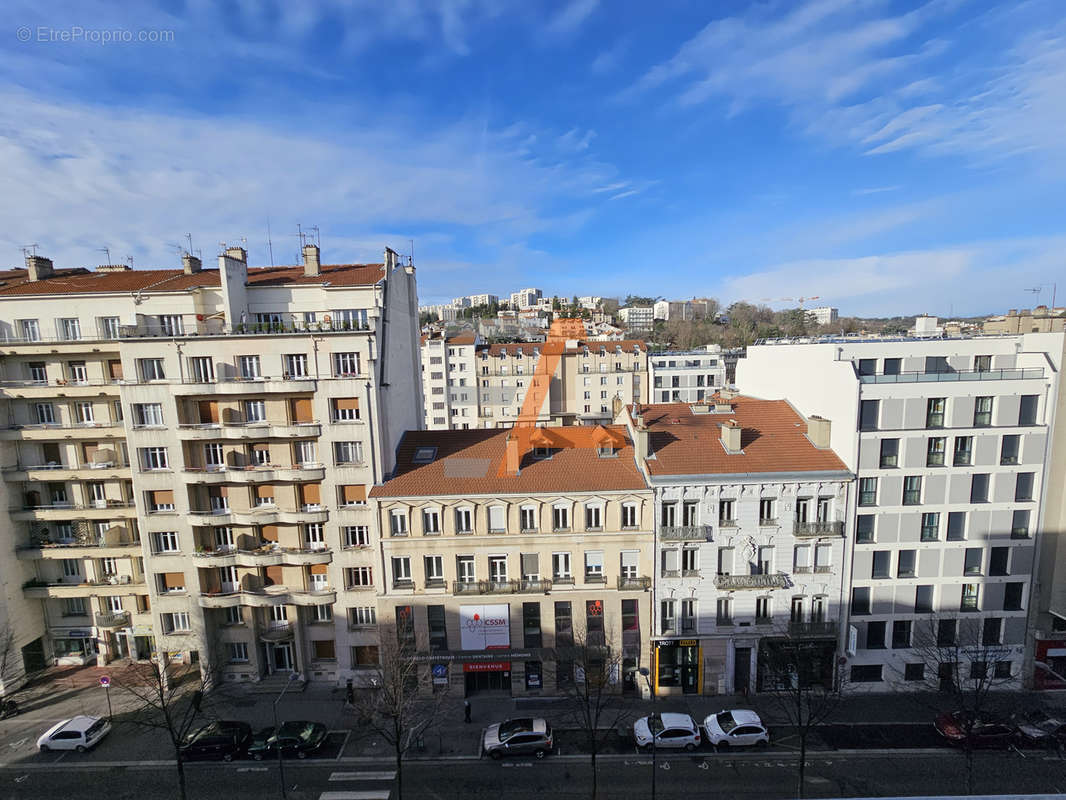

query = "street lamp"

[274,673,299,800]
[638,667,656,800]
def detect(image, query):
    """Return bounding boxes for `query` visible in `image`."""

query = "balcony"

[0,380,122,399]
[176,423,322,441]
[191,546,332,568]
[186,507,329,527]
[859,367,1045,384]
[617,575,652,591]
[197,586,336,608]
[451,579,553,595]
[11,501,137,521]
[171,378,318,396]
[181,464,326,484]
[23,579,147,598]
[3,463,131,482]
[789,621,838,638]
[713,573,791,591]
[95,611,131,628]
[660,525,713,542]
[0,423,125,441]
[794,521,845,538]
[17,536,141,560]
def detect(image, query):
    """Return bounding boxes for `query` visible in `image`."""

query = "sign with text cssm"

[460,604,510,650]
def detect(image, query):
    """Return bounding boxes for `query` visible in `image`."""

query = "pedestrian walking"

[345,679,354,707]
[464,699,471,723]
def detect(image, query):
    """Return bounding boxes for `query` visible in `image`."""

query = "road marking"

[318,793,391,800]
[698,761,709,770]
[501,763,532,768]
[334,731,351,760]
[329,772,396,782]
[237,768,268,773]
[7,739,26,749]
[14,775,27,783]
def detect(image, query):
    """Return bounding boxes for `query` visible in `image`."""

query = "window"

[585,504,602,531]
[915,585,933,613]
[983,617,1002,646]
[964,548,982,576]
[584,551,604,581]
[349,607,377,627]
[340,485,367,506]
[139,447,169,470]
[1004,582,1024,611]
[157,571,185,593]
[59,318,82,340]
[856,515,875,543]
[1000,435,1020,465]
[961,584,979,612]
[1019,395,1038,426]
[717,547,734,576]
[147,489,175,512]
[1012,510,1030,539]
[892,620,911,649]
[921,512,940,542]
[352,646,380,667]
[552,552,571,581]
[872,551,891,579]
[389,509,408,536]
[162,612,191,634]
[945,511,965,541]
[620,550,638,580]
[555,602,574,647]
[228,643,249,663]
[189,356,214,383]
[1015,472,1034,501]
[294,440,317,466]
[759,498,776,524]
[988,547,1009,577]
[284,354,308,378]
[488,555,508,583]
[482,505,504,533]
[159,315,184,336]
[859,478,877,506]
[238,355,261,379]
[224,606,242,625]
[68,361,88,383]
[424,555,444,586]
[333,352,361,376]
[679,599,696,633]
[523,603,542,648]
[815,543,832,573]
[27,362,47,383]
[244,400,266,423]
[313,605,333,623]
[860,400,879,431]
[851,587,871,615]
[897,549,916,578]
[520,506,537,531]
[333,309,368,329]
[716,597,732,625]
[334,441,363,465]
[133,403,164,427]
[457,555,476,583]
[926,437,946,466]
[953,436,973,466]
[422,509,441,535]
[392,557,412,587]
[973,396,993,427]
[304,523,325,550]
[681,547,698,576]
[660,502,677,527]
[552,505,570,531]
[455,507,473,533]
[925,356,949,374]
[138,358,165,381]
[851,665,883,683]
[754,546,774,575]
[34,403,56,425]
[879,439,898,468]
[345,566,373,588]
[926,398,945,428]
[151,531,179,553]
[994,661,1012,679]
[857,358,876,376]
[204,443,225,469]
[866,621,886,649]
[902,476,922,505]
[904,663,925,681]
[332,398,360,421]
[64,597,87,617]
[970,473,989,502]
[719,500,736,524]
[621,503,638,528]
[937,619,957,646]
[793,545,811,574]
[19,319,40,341]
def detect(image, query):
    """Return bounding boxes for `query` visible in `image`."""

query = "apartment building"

[619,306,654,333]
[648,346,727,403]
[738,333,1065,690]
[510,288,543,310]
[618,395,852,696]
[0,245,422,688]
[808,307,839,326]
[419,329,649,430]
[370,425,654,696]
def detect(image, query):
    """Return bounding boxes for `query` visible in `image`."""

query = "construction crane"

[758,295,821,307]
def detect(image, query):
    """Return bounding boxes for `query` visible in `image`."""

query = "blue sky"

[1,0,1064,316]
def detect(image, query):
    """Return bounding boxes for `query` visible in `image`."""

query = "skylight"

[412,446,438,464]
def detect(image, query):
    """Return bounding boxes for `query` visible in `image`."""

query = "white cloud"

[590,37,629,74]
[544,0,599,37]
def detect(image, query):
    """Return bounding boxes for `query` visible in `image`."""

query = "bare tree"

[553,623,632,800]
[897,615,1016,794]
[760,635,844,799]
[348,626,449,800]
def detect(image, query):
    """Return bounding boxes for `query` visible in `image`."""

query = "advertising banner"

[459,604,510,650]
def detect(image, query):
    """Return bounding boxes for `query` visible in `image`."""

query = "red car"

[934,711,1014,748]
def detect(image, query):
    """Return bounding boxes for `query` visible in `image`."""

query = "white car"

[38,715,112,752]
[633,712,701,751]
[702,709,770,749]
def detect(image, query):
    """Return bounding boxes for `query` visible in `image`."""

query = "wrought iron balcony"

[95,611,131,628]
[789,621,838,638]
[660,525,713,542]
[617,575,651,591]
[794,520,844,538]
[713,573,791,590]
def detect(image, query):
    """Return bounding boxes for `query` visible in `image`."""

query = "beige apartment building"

[370,425,654,696]
[0,245,421,690]
[420,332,649,430]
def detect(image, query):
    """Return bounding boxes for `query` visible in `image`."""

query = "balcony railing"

[794,521,844,538]
[95,611,131,628]
[660,525,713,542]
[452,579,554,595]
[859,367,1044,384]
[617,575,651,591]
[714,573,791,590]
[789,621,838,638]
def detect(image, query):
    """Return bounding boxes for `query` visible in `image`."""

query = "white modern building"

[467,294,498,308]
[619,306,654,333]
[649,346,727,403]
[421,333,480,430]
[809,307,839,326]
[509,288,543,310]
[738,333,1065,690]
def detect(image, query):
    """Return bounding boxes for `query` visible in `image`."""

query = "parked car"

[247,721,328,760]
[702,709,770,749]
[482,717,554,760]
[633,712,701,751]
[37,716,112,752]
[180,720,253,761]
[934,711,1015,748]
[1013,708,1066,746]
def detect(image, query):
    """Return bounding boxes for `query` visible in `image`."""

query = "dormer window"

[597,446,616,458]
[532,446,552,460]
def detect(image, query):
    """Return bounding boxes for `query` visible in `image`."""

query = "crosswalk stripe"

[328,772,396,782]
[318,792,392,800]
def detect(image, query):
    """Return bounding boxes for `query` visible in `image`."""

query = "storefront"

[756,638,837,691]
[51,628,97,666]
[653,639,702,695]
[1033,639,1066,689]
[463,660,512,695]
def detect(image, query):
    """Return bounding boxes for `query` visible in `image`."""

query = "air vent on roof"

[690,404,711,414]
[412,446,438,464]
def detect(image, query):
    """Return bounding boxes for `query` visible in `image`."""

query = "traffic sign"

[99,676,110,688]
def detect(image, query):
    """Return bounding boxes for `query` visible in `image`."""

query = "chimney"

[713,400,732,414]
[504,435,521,476]
[96,263,132,272]
[182,253,202,274]
[807,415,831,449]
[224,246,247,263]
[25,255,54,282]
[719,387,739,401]
[384,247,399,272]
[302,244,321,277]
[721,419,742,453]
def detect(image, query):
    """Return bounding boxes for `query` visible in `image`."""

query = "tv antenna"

[1025,284,1058,309]
[185,233,194,255]
[126,256,134,268]
[97,246,111,265]
[21,244,39,258]
[266,219,275,267]
[309,225,320,248]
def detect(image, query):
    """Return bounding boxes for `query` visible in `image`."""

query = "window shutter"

[520,553,539,577]
[301,484,321,505]
[164,572,185,589]
[264,565,283,585]
[335,397,359,410]
[107,360,123,379]
[82,443,99,461]
[664,549,680,572]
[290,398,313,423]
[621,551,638,569]
[198,401,219,423]
[256,485,275,501]
[260,525,279,542]
[309,563,328,575]
[489,506,505,530]
[342,485,366,503]
[152,490,175,505]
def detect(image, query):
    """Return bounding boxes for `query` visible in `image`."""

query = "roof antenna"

[410,239,414,266]
[310,225,320,248]
[185,233,194,255]
[126,255,134,268]
[97,246,111,265]
[266,219,275,267]
[21,244,39,258]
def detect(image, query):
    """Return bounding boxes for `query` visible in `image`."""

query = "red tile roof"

[446,333,477,345]
[480,339,645,356]
[371,425,648,498]
[0,263,385,297]
[636,396,848,477]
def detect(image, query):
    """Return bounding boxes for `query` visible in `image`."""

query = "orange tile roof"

[481,339,645,356]
[446,333,477,345]
[0,263,385,297]
[371,425,648,498]
[637,395,848,477]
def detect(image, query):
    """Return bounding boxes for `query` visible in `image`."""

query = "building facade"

[648,346,727,403]
[370,426,654,696]
[619,395,852,696]
[619,306,654,333]
[738,333,1065,690]
[0,245,422,688]
[510,289,544,310]
[808,307,839,326]
[421,334,480,430]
